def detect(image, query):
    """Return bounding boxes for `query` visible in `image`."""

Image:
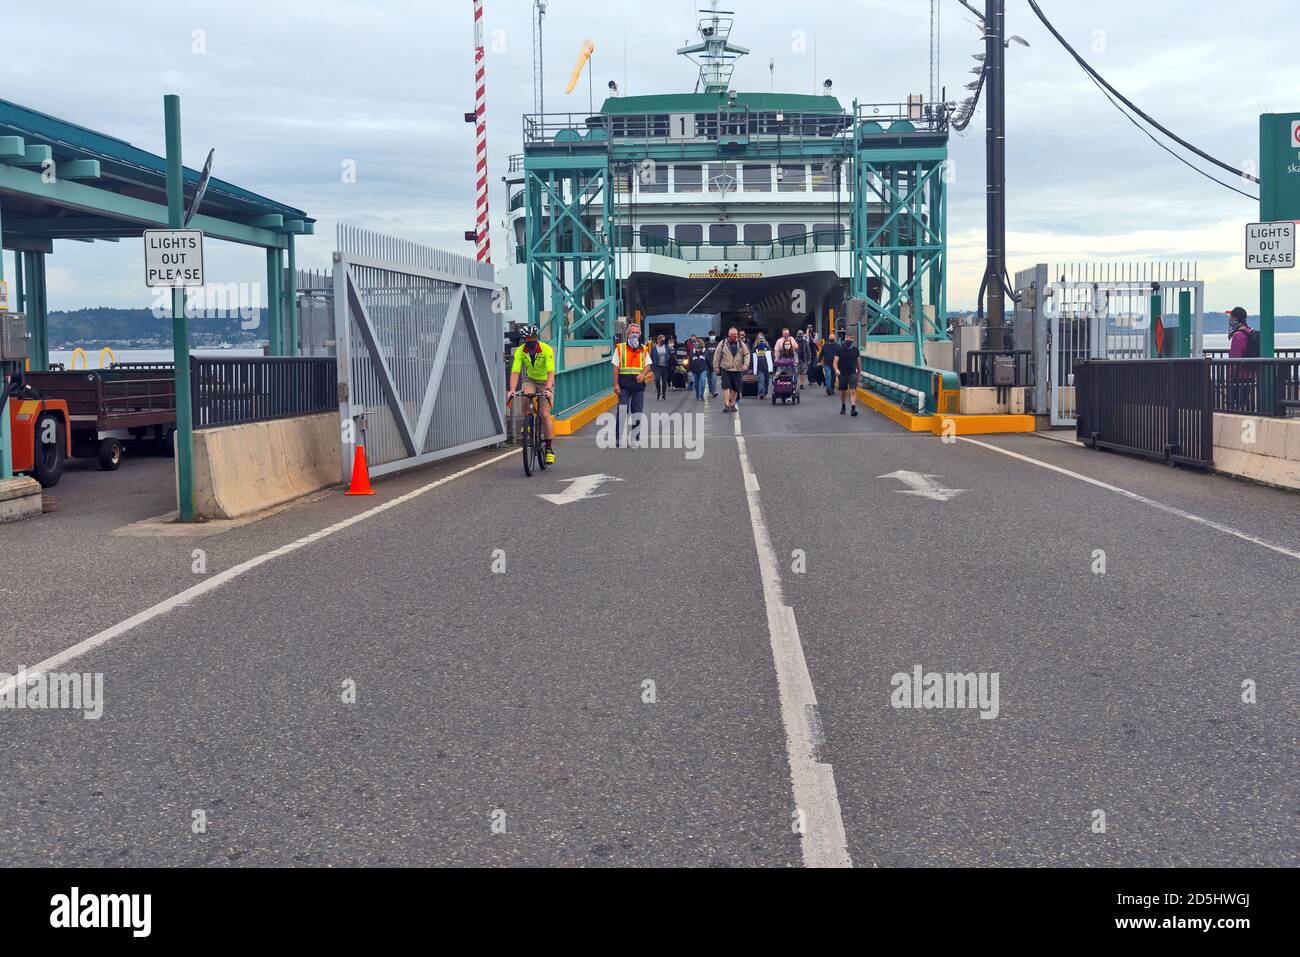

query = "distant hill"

[49,308,265,348]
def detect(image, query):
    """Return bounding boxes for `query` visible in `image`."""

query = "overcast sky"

[3,0,1298,316]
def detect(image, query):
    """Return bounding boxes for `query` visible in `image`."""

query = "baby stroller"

[771,356,800,405]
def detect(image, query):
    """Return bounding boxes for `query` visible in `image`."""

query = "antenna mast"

[533,0,547,116]
[930,0,941,107]
[676,1,750,95]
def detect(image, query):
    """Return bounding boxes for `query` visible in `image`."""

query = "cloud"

[2,0,1296,317]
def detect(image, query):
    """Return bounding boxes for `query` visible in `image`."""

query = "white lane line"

[0,449,518,696]
[734,413,852,868]
[960,437,1300,563]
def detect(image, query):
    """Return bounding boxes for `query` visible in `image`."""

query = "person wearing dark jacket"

[651,336,673,400]
[689,340,711,400]
[833,333,861,417]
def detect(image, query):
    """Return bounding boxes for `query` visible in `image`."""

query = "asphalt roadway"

[0,384,1295,867]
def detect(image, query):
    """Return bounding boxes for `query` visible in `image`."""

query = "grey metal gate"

[332,225,505,482]
[1016,262,1205,427]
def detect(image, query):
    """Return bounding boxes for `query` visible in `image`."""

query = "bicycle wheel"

[537,433,549,471]
[521,413,535,477]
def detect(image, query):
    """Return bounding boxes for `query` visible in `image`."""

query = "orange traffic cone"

[345,445,375,496]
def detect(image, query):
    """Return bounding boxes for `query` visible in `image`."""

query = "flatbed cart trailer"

[22,365,177,472]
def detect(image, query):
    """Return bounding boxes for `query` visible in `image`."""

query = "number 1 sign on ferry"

[144,229,205,287]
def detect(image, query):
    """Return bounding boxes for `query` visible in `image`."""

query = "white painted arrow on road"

[879,471,966,502]
[538,474,624,505]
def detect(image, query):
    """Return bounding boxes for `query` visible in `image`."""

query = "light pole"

[983,0,1007,351]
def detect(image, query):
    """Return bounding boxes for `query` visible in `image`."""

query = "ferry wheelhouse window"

[743,223,773,244]
[675,224,704,245]
[708,164,738,191]
[778,164,807,192]
[742,165,772,192]
[709,224,738,245]
[613,225,634,248]
[811,162,840,192]
[639,163,669,193]
[639,224,670,249]
[675,164,703,193]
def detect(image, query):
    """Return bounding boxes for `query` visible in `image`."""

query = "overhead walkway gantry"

[0,95,315,487]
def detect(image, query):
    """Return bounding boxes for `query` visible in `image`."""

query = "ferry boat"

[498,2,949,353]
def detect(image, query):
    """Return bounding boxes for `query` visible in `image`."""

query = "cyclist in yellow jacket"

[508,325,557,464]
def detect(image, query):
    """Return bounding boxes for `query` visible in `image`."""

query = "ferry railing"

[855,102,950,134]
[1204,348,1300,359]
[1075,359,1214,468]
[552,356,614,421]
[191,356,337,430]
[859,355,960,416]
[523,110,853,151]
[1209,358,1300,418]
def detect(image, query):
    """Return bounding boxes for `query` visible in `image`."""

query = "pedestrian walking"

[690,340,710,400]
[820,332,838,395]
[1226,306,1259,412]
[706,334,720,397]
[612,323,652,445]
[753,333,773,400]
[713,327,751,414]
[833,332,861,417]
[651,335,673,400]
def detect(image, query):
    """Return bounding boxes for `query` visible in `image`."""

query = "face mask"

[628,335,640,348]
[729,334,738,342]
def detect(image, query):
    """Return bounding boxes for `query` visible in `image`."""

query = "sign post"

[162,94,197,523]
[1258,113,1300,358]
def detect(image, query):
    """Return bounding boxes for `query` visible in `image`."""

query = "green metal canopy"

[0,94,315,498]
[0,97,314,248]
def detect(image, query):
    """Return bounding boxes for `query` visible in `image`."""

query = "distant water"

[48,334,1300,369]
[1202,332,1300,351]
[49,347,264,368]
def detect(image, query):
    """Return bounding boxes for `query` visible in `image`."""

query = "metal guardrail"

[1075,359,1214,468]
[1204,348,1300,359]
[1209,358,1300,418]
[963,350,1035,388]
[859,355,959,416]
[192,356,337,430]
[855,102,950,134]
[553,357,613,419]
[523,110,854,151]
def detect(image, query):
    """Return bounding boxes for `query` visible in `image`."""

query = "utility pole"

[983,0,1007,351]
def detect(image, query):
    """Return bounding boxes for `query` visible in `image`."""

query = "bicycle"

[509,388,552,477]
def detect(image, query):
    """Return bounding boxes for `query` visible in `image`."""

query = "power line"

[1082,67,1259,202]
[1028,0,1260,189]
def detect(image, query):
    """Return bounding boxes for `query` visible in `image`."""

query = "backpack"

[1243,328,1261,359]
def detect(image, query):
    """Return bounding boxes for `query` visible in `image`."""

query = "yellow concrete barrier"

[857,388,1036,436]
[553,391,617,436]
